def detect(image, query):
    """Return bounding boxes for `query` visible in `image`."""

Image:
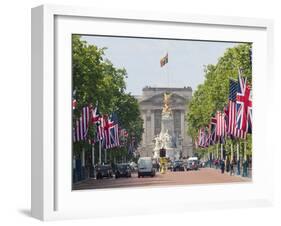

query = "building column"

[180,110,185,139]
[151,110,155,138]
[142,111,146,148]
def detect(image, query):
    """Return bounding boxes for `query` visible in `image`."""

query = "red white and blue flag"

[216,111,227,143]
[73,106,90,142]
[104,113,120,149]
[198,127,209,148]
[227,79,247,139]
[209,116,217,145]
[236,71,252,133]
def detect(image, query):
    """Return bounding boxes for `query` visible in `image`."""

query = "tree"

[72,35,143,158]
[187,43,252,156]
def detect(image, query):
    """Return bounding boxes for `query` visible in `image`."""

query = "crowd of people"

[208,157,251,178]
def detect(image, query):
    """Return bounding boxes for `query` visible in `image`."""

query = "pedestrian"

[230,160,234,176]
[220,159,225,174]
[242,158,248,177]
[215,159,218,169]
[226,158,230,173]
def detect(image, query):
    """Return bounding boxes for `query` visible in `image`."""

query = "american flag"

[73,106,90,142]
[236,71,252,133]
[228,79,247,139]
[216,111,227,143]
[198,128,205,147]
[209,116,217,145]
[198,127,209,148]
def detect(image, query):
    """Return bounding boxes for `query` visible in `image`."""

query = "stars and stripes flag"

[227,79,247,139]
[236,71,252,133]
[198,128,205,147]
[216,111,227,143]
[198,127,209,148]
[160,53,168,67]
[73,106,90,142]
[209,116,217,145]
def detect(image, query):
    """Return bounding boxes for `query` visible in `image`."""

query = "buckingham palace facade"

[136,86,193,158]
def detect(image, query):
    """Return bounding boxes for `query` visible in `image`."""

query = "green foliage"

[72,35,143,154]
[186,43,252,156]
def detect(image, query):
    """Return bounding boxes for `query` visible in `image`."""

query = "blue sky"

[82,35,239,95]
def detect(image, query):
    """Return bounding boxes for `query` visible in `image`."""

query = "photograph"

[71,34,252,190]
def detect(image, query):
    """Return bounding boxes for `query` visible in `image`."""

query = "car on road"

[96,164,113,179]
[115,163,132,179]
[171,160,185,171]
[186,157,199,171]
[137,157,156,178]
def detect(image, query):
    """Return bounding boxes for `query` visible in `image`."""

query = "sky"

[81,35,239,95]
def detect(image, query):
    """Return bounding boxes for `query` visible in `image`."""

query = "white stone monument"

[153,93,181,160]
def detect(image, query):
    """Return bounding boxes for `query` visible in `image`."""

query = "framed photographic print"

[31,4,274,221]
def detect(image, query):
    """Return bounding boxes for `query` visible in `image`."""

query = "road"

[73,168,251,190]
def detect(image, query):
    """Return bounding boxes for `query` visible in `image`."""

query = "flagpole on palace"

[167,52,170,88]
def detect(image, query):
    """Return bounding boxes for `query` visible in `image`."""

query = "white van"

[137,157,156,178]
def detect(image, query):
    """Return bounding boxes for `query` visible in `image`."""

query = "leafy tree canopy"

[187,43,252,154]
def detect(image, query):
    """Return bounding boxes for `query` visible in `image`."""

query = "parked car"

[115,163,132,178]
[137,157,156,178]
[171,160,185,171]
[96,164,113,179]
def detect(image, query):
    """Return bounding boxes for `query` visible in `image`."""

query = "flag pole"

[244,140,247,160]
[236,142,239,161]
[99,139,101,164]
[237,140,240,175]
[92,143,95,177]
[231,142,233,161]
[216,143,219,159]
[221,143,223,160]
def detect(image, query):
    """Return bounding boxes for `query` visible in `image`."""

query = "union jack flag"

[236,71,252,133]
[104,113,120,149]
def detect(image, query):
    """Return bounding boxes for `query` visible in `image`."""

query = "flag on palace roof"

[160,53,168,67]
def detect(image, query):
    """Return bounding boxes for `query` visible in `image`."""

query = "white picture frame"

[31,4,274,221]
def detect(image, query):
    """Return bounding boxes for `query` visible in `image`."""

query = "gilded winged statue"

[163,93,172,113]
